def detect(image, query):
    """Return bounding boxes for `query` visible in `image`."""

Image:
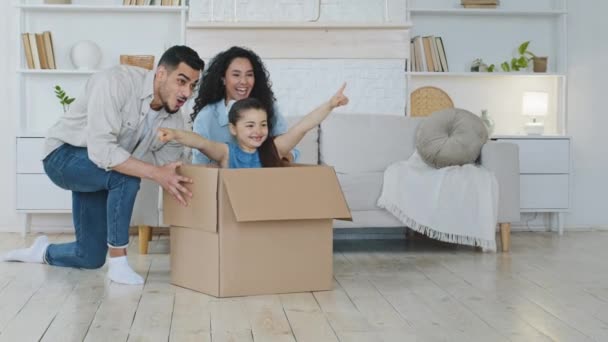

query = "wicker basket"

[410,86,454,117]
[120,55,155,70]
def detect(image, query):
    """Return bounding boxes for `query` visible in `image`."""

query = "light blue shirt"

[227,142,262,168]
[191,100,299,164]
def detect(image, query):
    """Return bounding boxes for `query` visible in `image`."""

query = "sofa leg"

[499,223,511,252]
[138,225,151,255]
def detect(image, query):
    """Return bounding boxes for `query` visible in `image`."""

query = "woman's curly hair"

[191,46,277,130]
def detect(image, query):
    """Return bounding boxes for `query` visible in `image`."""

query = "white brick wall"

[189,0,406,23]
[266,59,406,116]
[188,0,408,115]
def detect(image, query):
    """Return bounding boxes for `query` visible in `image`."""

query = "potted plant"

[517,41,548,72]
[498,41,548,72]
[54,85,75,113]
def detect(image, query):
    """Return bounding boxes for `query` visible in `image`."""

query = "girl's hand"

[329,83,349,109]
[158,128,177,143]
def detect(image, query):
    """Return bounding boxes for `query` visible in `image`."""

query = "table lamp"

[522,91,548,135]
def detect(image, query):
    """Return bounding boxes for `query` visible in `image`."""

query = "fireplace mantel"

[186,21,411,59]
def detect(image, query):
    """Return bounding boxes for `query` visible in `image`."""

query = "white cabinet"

[16,137,72,211]
[15,0,187,234]
[494,135,571,234]
[404,0,568,136]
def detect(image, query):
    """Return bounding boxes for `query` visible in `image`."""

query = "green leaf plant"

[486,41,536,72]
[54,85,75,113]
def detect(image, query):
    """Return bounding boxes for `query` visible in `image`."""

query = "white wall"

[1,1,21,231]
[566,0,608,228]
[0,0,605,231]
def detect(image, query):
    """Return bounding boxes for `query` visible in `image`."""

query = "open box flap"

[221,166,352,222]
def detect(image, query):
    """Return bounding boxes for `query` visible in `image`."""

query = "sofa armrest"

[480,141,520,223]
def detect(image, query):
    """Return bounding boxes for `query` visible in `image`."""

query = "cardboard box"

[163,164,352,297]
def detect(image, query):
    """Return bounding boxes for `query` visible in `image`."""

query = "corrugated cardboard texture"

[221,166,352,222]
[170,226,219,296]
[167,164,351,297]
[163,165,218,232]
[218,182,333,297]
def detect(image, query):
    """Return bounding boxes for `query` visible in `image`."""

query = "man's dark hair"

[158,45,204,71]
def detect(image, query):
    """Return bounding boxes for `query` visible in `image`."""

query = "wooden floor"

[1,231,608,342]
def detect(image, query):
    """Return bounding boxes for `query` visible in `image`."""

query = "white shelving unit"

[15,0,187,234]
[405,0,568,136]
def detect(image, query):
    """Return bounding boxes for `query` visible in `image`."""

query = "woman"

[190,46,298,164]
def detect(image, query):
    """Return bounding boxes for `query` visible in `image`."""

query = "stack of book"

[123,0,181,5]
[461,0,499,9]
[21,31,56,70]
[409,35,448,72]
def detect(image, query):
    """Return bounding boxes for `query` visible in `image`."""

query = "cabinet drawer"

[17,137,45,174]
[498,139,569,174]
[520,174,568,209]
[17,174,71,210]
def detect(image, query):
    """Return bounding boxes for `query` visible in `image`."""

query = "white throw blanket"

[377,151,499,251]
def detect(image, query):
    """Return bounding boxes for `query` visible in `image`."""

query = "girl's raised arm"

[158,128,229,164]
[274,83,348,159]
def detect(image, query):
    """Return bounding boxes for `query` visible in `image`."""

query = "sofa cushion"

[416,108,488,168]
[337,172,384,211]
[285,115,318,165]
[320,114,424,173]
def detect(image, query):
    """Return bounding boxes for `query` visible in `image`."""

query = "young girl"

[159,84,348,168]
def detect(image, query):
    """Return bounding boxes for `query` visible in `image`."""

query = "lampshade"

[522,91,548,117]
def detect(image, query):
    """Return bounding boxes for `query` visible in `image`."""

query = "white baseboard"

[1,221,606,235]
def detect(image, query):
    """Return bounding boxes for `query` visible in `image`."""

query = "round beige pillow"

[416,108,488,168]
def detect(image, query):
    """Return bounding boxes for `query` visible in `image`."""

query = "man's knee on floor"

[80,247,108,269]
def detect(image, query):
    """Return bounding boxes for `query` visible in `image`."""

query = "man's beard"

[164,103,179,115]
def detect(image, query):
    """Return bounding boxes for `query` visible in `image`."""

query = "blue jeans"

[43,144,141,269]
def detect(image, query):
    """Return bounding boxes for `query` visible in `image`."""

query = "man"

[2,46,204,285]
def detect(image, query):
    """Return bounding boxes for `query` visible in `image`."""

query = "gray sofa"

[288,114,520,252]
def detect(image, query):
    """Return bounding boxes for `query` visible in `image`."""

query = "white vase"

[70,40,101,70]
[481,109,495,136]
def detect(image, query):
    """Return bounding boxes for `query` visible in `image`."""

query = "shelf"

[16,209,71,214]
[187,21,412,29]
[16,4,187,13]
[406,72,566,78]
[409,8,566,17]
[492,134,571,140]
[17,131,47,138]
[18,69,98,75]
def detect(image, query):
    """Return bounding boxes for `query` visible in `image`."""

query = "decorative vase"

[70,40,101,70]
[470,58,488,72]
[533,57,548,72]
[481,109,495,136]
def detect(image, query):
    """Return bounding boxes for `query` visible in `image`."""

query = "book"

[421,36,435,72]
[425,36,441,72]
[410,40,416,72]
[28,33,40,69]
[413,36,426,72]
[461,0,498,4]
[463,4,498,8]
[35,33,49,69]
[21,33,34,69]
[435,37,449,72]
[43,31,56,69]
